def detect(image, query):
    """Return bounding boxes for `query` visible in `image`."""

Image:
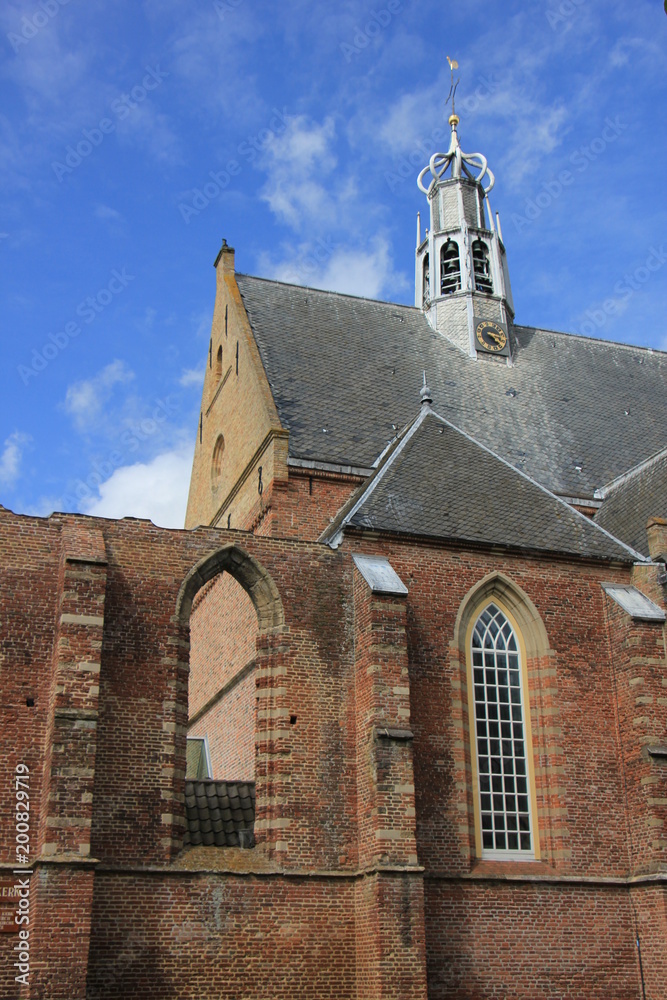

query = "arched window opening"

[472,239,493,294]
[211,434,225,489]
[188,572,258,784]
[175,546,285,853]
[440,240,461,295]
[422,253,430,308]
[470,602,533,857]
[215,345,223,381]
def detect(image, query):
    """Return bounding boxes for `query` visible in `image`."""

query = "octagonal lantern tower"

[415,110,515,360]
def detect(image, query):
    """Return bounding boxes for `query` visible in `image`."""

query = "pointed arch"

[176,544,284,632]
[454,571,550,661]
[454,572,552,861]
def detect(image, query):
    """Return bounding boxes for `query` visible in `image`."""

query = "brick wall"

[1,507,664,999]
[188,572,258,780]
[425,879,640,999]
[86,873,356,1000]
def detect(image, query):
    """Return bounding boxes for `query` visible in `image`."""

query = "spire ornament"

[417,57,495,197]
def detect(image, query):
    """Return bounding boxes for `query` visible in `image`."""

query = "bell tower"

[415,72,514,360]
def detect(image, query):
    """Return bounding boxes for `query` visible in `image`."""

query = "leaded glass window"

[471,603,532,855]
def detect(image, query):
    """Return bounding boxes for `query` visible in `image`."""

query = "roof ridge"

[326,405,649,562]
[320,409,428,545]
[595,444,667,499]
[423,409,650,563]
[512,323,667,355]
[236,272,419,311]
[236,274,667,354]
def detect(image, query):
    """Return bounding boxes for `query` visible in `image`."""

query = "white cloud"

[64,360,135,431]
[263,234,406,301]
[0,431,31,488]
[259,115,340,230]
[80,443,194,528]
[179,367,204,388]
[115,101,182,166]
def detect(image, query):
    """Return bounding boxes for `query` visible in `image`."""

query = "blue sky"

[1,0,666,527]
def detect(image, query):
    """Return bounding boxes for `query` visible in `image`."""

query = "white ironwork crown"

[417,115,495,196]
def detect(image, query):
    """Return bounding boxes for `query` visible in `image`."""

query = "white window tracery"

[471,603,533,856]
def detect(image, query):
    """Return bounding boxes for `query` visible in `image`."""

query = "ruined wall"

[0,507,664,999]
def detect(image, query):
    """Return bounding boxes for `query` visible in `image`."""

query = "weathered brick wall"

[188,572,258,780]
[1,506,664,999]
[631,882,667,1000]
[343,534,637,878]
[341,533,660,998]
[0,512,61,998]
[425,879,640,999]
[355,873,428,1000]
[86,873,357,1000]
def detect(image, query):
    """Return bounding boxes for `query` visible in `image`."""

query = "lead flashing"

[602,584,666,621]
[352,554,408,595]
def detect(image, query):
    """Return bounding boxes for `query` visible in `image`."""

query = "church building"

[0,107,666,999]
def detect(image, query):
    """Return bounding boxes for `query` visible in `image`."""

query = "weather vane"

[445,55,460,117]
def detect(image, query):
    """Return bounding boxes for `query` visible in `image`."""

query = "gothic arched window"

[440,240,461,295]
[422,253,430,308]
[470,603,533,856]
[216,345,223,381]
[472,239,493,294]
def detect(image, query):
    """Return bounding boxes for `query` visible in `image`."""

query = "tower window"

[211,434,225,488]
[422,253,430,308]
[216,345,223,381]
[471,603,533,856]
[472,240,493,294]
[440,240,461,295]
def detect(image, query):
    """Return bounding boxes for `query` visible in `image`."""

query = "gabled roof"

[235,274,667,500]
[320,407,645,563]
[594,447,667,556]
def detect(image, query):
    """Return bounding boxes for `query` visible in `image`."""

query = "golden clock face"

[475,320,507,353]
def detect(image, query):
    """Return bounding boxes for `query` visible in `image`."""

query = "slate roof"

[236,274,667,500]
[184,780,255,849]
[320,408,642,562]
[595,448,667,556]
